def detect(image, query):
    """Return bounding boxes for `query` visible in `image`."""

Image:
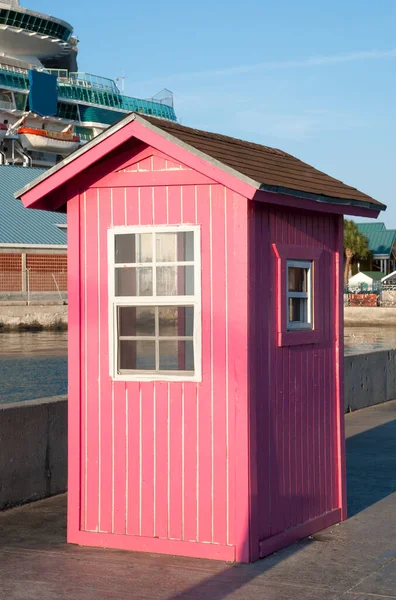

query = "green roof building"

[356,222,396,275]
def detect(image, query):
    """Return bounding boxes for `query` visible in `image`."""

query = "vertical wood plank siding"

[72,143,343,561]
[78,158,248,555]
[250,203,340,547]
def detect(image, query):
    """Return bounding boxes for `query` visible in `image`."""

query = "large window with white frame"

[287,260,313,330]
[108,226,201,381]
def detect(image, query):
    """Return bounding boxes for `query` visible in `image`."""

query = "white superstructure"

[0,0,176,167]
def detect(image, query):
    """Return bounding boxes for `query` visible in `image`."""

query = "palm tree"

[344,219,370,284]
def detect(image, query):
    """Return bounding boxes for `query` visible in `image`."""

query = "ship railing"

[45,70,120,93]
[119,95,176,120]
[0,99,14,110]
[75,128,94,142]
[45,69,69,79]
[0,63,28,76]
[0,65,178,122]
[71,73,120,93]
[0,67,29,92]
[147,88,174,109]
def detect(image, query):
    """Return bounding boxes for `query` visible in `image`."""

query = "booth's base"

[68,508,342,564]
[68,530,236,562]
[259,508,342,559]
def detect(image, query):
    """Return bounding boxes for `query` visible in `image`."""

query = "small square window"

[286,260,312,330]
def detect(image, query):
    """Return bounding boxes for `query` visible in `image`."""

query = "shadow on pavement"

[346,419,396,517]
[166,416,396,599]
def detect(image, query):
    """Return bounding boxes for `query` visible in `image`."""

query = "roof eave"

[14,113,385,219]
[0,243,67,249]
[15,113,261,208]
[258,184,386,214]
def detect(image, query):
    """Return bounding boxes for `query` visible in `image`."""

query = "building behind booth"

[0,165,67,300]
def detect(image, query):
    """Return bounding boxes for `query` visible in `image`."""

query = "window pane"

[288,267,308,292]
[156,233,177,262]
[115,233,152,264]
[119,340,156,370]
[156,232,194,262]
[156,266,194,296]
[182,232,195,261]
[288,297,308,323]
[159,340,194,371]
[115,267,152,296]
[118,306,155,336]
[158,306,194,337]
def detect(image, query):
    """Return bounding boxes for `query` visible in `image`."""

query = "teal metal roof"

[0,166,66,245]
[356,223,396,258]
[356,222,385,234]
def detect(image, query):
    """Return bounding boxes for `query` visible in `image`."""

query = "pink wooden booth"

[16,114,385,563]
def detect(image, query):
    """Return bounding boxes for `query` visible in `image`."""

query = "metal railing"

[0,9,72,42]
[0,270,67,303]
[0,99,14,110]
[0,65,177,121]
[0,62,28,75]
[344,282,396,307]
[46,71,120,93]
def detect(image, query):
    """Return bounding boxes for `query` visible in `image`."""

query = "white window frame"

[286,259,313,331]
[108,224,202,382]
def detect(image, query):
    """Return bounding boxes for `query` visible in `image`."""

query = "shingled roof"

[15,113,386,213]
[142,116,385,210]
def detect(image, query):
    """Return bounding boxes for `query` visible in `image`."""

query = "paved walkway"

[1,401,396,599]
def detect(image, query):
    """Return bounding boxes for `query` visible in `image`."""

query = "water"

[0,332,67,404]
[0,328,395,404]
[344,327,396,355]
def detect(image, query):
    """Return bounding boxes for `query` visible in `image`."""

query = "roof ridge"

[15,111,386,213]
[142,117,291,157]
[141,115,382,206]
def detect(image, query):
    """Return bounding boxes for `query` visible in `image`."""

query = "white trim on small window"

[286,259,313,331]
[108,225,202,382]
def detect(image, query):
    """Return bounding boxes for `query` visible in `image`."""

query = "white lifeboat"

[17,127,81,155]
[0,123,7,140]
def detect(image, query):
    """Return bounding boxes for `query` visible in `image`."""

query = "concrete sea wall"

[0,351,395,510]
[0,303,67,331]
[0,396,67,510]
[4,305,394,330]
[345,307,396,326]
[344,349,396,412]
[0,304,395,330]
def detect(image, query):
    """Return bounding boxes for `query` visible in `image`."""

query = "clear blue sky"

[33,0,396,225]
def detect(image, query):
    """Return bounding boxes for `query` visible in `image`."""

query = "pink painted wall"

[67,144,250,561]
[249,202,345,559]
[65,139,346,563]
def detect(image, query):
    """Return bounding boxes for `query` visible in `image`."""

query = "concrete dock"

[1,400,396,599]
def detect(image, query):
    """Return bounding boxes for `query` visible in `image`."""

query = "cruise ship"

[0,0,176,167]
